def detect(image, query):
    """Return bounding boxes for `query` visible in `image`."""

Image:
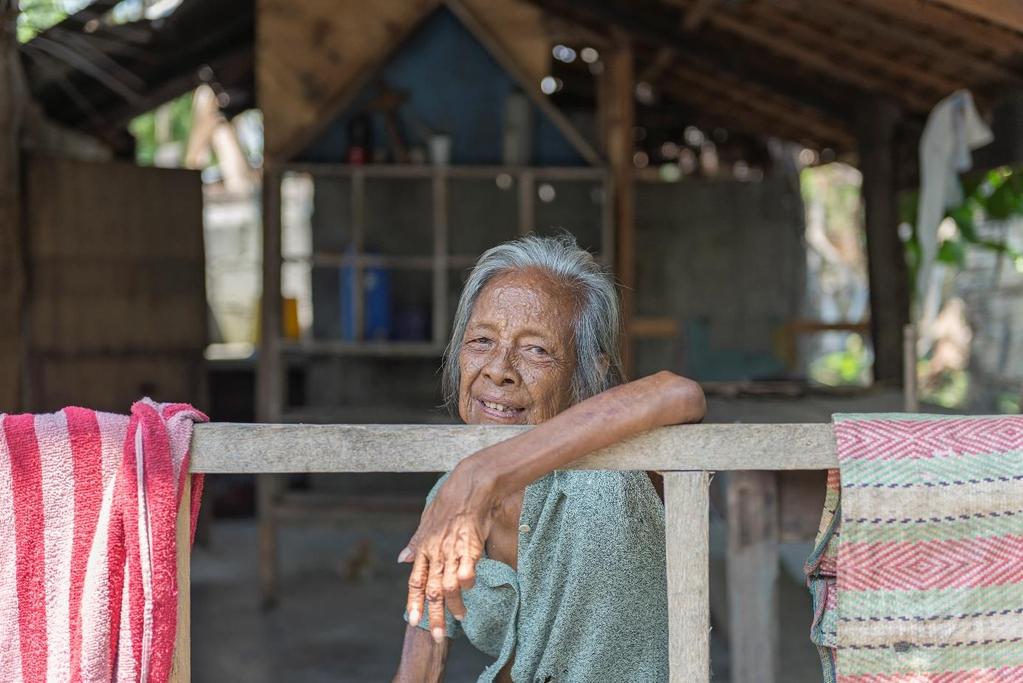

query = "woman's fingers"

[445,586,466,622]
[405,552,428,625]
[454,534,480,591]
[426,556,447,642]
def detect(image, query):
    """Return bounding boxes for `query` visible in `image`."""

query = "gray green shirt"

[409,470,668,683]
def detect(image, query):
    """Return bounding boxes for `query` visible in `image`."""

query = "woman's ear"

[597,352,610,380]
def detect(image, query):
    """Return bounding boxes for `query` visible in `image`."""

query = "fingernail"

[397,548,412,563]
[432,627,444,643]
[408,609,420,623]
[454,613,464,622]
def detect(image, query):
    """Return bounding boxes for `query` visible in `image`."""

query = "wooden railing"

[172,422,840,683]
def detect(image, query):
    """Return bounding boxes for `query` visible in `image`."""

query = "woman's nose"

[482,347,519,386]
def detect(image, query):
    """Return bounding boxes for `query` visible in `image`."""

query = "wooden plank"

[857,98,910,385]
[189,422,838,473]
[664,471,711,683]
[282,163,607,180]
[604,34,636,375]
[725,471,779,683]
[928,0,1023,34]
[168,475,191,683]
[259,0,440,161]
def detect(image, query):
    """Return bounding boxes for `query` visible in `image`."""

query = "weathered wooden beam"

[770,0,1021,85]
[256,165,283,607]
[683,0,721,31]
[664,471,711,683]
[189,422,838,473]
[928,0,1023,34]
[857,98,909,385]
[704,9,936,112]
[725,471,779,683]
[530,0,856,125]
[850,0,1023,59]
[603,33,636,374]
[0,0,25,412]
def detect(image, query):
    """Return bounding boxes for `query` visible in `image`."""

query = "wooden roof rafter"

[682,3,940,112]
[849,0,1023,59]
[734,2,962,95]
[928,0,1023,35]
[659,80,833,151]
[765,0,1021,86]
[529,0,858,135]
[666,67,854,149]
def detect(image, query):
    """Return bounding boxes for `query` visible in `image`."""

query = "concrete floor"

[191,389,940,682]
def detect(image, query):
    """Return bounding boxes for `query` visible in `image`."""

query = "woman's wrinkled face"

[458,269,577,425]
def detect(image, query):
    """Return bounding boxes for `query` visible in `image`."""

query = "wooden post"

[857,98,909,385]
[604,33,636,376]
[0,0,24,412]
[169,476,191,683]
[903,323,919,412]
[256,165,283,607]
[725,471,779,683]
[663,471,711,683]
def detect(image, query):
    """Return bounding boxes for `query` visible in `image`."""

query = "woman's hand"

[399,459,499,642]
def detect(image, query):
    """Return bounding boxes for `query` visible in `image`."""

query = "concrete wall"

[634,175,806,381]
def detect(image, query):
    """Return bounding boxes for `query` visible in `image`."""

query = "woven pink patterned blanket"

[807,413,1023,683]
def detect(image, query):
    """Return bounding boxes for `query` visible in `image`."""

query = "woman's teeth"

[482,400,516,414]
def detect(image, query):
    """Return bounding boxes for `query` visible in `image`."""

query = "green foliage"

[919,366,969,409]
[902,166,1023,289]
[997,392,1022,415]
[17,0,70,42]
[129,91,193,166]
[809,334,872,387]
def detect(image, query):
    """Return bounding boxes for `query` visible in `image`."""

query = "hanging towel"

[806,413,1023,682]
[915,90,993,350]
[0,399,207,683]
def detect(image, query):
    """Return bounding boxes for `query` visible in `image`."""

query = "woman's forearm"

[462,371,705,499]
[393,625,449,683]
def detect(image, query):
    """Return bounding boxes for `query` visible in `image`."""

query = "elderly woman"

[392,235,706,683]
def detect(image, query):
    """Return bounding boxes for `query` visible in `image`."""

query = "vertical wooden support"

[351,170,366,341]
[857,98,909,385]
[256,165,283,608]
[518,170,535,236]
[432,172,449,346]
[664,471,711,683]
[0,0,25,412]
[903,323,919,412]
[604,34,636,375]
[725,471,779,683]
[169,476,191,683]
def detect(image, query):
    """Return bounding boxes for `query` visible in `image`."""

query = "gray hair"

[442,234,624,414]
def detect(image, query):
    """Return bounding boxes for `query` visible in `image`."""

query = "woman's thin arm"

[403,371,705,639]
[470,370,705,499]
[392,625,450,683]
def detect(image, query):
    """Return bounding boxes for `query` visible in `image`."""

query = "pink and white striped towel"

[0,398,207,683]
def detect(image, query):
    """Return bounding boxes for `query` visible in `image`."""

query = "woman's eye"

[528,345,549,356]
